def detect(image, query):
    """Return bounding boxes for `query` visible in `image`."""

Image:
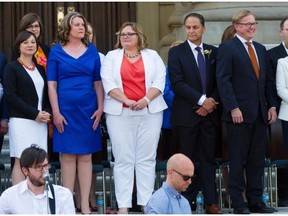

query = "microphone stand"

[45,179,50,214]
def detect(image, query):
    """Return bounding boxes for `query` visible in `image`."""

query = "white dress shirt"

[0,179,75,214]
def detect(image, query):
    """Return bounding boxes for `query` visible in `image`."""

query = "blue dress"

[47,43,102,154]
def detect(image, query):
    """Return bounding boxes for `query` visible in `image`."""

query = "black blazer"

[216,37,277,124]
[0,53,8,120]
[3,60,50,120]
[268,43,287,110]
[168,40,220,127]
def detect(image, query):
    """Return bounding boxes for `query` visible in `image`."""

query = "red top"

[121,56,146,107]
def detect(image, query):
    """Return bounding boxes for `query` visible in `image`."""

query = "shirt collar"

[187,39,203,51]
[236,34,253,45]
[162,182,182,199]
[19,179,53,199]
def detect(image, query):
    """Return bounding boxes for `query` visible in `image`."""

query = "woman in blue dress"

[47,12,103,214]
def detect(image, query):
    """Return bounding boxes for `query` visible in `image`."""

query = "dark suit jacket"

[3,60,50,120]
[168,40,220,127]
[268,43,287,110]
[216,36,277,124]
[0,53,8,120]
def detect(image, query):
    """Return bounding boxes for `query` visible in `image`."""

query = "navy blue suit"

[168,40,220,205]
[216,36,277,209]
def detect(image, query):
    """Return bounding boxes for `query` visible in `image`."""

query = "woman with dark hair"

[12,13,50,68]
[3,30,51,185]
[47,12,103,214]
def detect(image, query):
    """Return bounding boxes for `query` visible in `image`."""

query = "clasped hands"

[125,97,148,111]
[196,98,218,117]
[36,111,51,123]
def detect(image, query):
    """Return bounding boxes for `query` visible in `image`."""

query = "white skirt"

[9,117,48,158]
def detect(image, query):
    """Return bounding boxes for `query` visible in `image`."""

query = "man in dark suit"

[268,17,288,207]
[216,10,278,214]
[168,13,222,214]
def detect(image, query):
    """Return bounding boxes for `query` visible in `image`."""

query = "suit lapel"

[233,37,258,80]
[183,41,202,83]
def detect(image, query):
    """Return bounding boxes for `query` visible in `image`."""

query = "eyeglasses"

[26,24,40,30]
[237,22,258,28]
[172,169,195,181]
[30,163,51,172]
[119,32,138,38]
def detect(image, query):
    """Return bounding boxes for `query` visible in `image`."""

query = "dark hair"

[280,17,288,30]
[14,30,38,53]
[115,22,147,50]
[20,144,48,169]
[57,12,89,47]
[19,13,43,39]
[184,13,205,27]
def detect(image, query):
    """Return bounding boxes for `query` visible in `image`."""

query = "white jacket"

[276,56,288,121]
[101,48,167,115]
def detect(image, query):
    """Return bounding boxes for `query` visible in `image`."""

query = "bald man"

[144,153,194,214]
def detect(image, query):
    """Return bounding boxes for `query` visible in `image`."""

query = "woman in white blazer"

[276,55,288,150]
[101,22,167,213]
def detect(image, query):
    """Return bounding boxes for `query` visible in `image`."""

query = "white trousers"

[106,108,163,208]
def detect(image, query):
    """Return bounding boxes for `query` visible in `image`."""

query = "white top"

[0,179,75,214]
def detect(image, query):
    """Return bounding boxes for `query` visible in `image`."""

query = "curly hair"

[57,12,89,47]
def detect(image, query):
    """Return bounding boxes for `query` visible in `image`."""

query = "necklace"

[66,43,83,51]
[17,58,35,71]
[124,50,141,58]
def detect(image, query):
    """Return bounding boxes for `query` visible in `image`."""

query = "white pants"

[106,108,162,208]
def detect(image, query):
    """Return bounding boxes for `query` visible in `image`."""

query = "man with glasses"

[216,9,277,214]
[0,144,75,214]
[144,153,194,214]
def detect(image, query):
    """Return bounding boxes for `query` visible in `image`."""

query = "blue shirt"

[144,182,192,214]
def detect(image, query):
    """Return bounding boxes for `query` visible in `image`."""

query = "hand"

[0,120,8,136]
[195,106,209,117]
[123,98,137,109]
[202,98,218,113]
[131,98,148,111]
[91,109,103,130]
[36,111,51,123]
[53,112,67,133]
[268,107,277,124]
[231,108,243,124]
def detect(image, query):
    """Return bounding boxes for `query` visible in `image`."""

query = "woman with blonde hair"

[101,22,167,213]
[47,12,103,214]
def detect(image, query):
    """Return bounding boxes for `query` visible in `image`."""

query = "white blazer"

[276,56,288,121]
[101,48,167,115]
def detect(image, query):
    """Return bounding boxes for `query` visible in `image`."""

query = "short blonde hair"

[232,10,255,24]
[170,40,183,48]
[115,22,147,50]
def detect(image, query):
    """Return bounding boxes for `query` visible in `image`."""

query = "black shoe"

[278,199,288,207]
[233,207,250,214]
[249,202,275,214]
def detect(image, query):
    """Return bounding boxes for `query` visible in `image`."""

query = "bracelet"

[143,96,151,105]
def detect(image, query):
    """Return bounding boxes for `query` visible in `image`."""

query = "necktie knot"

[195,46,201,52]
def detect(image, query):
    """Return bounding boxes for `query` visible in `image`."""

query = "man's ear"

[21,167,29,177]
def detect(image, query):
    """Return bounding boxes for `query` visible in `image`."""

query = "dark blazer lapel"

[234,37,257,80]
[203,44,211,82]
[183,41,202,83]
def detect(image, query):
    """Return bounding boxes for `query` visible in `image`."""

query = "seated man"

[0,144,75,214]
[144,153,194,214]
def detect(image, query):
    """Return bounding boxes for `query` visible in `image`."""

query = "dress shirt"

[235,34,259,65]
[0,179,75,214]
[187,39,206,105]
[282,41,288,55]
[144,182,192,214]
